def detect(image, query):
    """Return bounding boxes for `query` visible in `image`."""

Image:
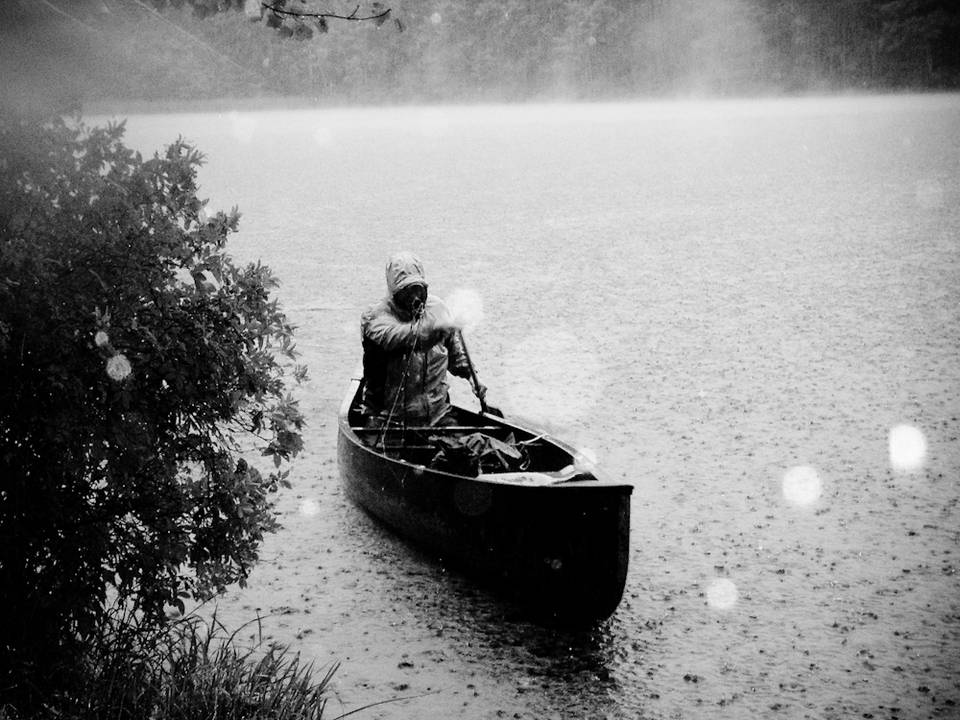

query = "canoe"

[337,374,633,625]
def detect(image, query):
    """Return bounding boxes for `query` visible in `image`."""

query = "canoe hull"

[337,378,632,624]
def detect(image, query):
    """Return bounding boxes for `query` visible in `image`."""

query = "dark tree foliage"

[879,0,960,84]
[0,113,305,710]
[3,0,958,108]
[152,0,959,94]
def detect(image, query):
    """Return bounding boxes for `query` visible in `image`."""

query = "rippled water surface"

[104,95,960,719]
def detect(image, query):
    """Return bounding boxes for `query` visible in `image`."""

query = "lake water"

[101,95,960,719]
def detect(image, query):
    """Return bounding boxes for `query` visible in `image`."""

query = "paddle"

[456,329,503,417]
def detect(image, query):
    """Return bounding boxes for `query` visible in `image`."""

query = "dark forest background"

[2,0,959,113]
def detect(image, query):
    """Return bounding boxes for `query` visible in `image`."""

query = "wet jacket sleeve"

[445,330,471,378]
[362,303,439,352]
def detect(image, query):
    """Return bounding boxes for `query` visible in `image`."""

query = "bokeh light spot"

[105,354,132,382]
[453,481,492,517]
[445,287,485,331]
[298,499,319,516]
[782,465,823,506]
[706,578,738,610]
[889,424,927,473]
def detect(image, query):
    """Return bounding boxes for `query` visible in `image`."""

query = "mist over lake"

[101,94,960,719]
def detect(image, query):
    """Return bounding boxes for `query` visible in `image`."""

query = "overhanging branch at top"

[260,1,392,24]
[251,0,402,36]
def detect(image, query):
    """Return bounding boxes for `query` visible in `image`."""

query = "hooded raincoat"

[361,252,469,425]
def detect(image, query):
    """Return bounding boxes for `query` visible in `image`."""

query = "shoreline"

[80,87,958,118]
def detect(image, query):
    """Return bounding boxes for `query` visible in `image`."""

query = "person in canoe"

[360,251,478,433]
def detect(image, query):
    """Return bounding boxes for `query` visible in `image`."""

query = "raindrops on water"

[498,328,606,430]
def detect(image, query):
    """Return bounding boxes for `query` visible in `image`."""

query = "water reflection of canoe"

[337,374,633,625]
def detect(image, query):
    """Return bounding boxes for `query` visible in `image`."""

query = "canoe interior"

[344,386,579,474]
[337,376,633,625]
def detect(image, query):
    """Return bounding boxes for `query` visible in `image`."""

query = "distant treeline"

[7,0,960,108]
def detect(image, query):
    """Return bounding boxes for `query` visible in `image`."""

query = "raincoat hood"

[385,251,427,296]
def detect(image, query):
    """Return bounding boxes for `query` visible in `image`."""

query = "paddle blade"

[481,401,504,418]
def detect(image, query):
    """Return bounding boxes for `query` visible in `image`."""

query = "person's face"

[394,283,427,317]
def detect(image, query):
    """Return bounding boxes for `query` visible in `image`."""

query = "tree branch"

[34,0,102,34]
[260,1,390,23]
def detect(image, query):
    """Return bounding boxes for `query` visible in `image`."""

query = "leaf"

[293,21,314,40]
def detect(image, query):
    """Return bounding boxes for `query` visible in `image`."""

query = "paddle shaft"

[457,329,492,415]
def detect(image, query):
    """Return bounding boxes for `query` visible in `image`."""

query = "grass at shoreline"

[2,609,337,720]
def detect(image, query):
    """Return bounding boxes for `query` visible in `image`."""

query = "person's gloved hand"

[451,354,472,378]
[418,316,455,345]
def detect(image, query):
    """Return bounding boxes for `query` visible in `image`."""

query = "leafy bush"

[0,113,306,710]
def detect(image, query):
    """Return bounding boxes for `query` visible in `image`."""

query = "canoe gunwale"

[337,374,631,489]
